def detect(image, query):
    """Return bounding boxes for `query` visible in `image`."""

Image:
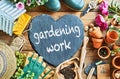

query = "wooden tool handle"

[87,67,95,79]
[79,36,89,79]
[83,36,89,47]
[80,36,89,69]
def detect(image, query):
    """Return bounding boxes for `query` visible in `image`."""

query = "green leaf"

[108,15,113,18]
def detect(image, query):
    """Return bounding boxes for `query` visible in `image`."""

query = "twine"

[10,35,26,52]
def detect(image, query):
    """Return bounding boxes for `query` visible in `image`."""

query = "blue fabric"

[28,14,84,67]
[63,0,84,10]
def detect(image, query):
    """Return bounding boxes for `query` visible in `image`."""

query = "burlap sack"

[53,57,80,79]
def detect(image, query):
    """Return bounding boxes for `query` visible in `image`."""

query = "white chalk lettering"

[46,40,71,53]
[33,25,81,45]
[39,32,45,39]
[48,25,55,37]
[55,29,61,36]
[64,40,71,50]
[75,26,81,37]
[46,45,54,53]
[44,30,49,38]
[54,44,61,52]
[34,33,40,44]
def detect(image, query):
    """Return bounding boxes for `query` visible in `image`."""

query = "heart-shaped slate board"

[28,14,84,67]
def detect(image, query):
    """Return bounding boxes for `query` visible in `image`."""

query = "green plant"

[15,51,26,67]
[111,48,120,56]
[11,51,26,79]
[22,71,34,79]
[10,0,48,9]
[114,48,120,52]
[109,0,120,15]
[11,67,24,79]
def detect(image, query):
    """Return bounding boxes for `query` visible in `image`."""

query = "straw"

[0,41,16,79]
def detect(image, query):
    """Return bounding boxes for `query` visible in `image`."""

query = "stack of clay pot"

[112,44,120,79]
[88,24,103,49]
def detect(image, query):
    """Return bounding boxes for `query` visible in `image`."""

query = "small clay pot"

[111,19,118,26]
[105,30,119,44]
[89,27,103,38]
[113,44,120,56]
[111,19,120,29]
[97,46,111,59]
[112,56,120,69]
[92,37,103,49]
[112,69,120,79]
[113,44,120,50]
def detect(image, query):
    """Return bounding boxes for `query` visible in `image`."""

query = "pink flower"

[101,8,108,15]
[16,2,25,10]
[95,14,108,30]
[99,0,109,16]
[95,14,105,26]
[100,22,108,30]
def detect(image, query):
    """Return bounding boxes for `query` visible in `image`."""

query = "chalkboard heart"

[28,14,84,67]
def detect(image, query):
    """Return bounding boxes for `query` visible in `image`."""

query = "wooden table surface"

[0,0,118,79]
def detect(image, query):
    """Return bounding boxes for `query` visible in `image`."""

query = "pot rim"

[107,30,119,41]
[97,46,111,59]
[111,19,120,28]
[112,56,120,69]
[112,69,120,79]
[89,27,100,35]
[92,37,103,42]
[104,36,115,45]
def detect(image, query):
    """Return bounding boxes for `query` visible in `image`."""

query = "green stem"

[109,8,120,16]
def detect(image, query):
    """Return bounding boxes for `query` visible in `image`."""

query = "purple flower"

[100,22,108,30]
[95,14,108,30]
[101,7,109,15]
[99,0,109,16]
[95,14,105,26]
[16,2,25,10]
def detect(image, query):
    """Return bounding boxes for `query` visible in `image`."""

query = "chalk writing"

[34,25,81,45]
[46,40,71,53]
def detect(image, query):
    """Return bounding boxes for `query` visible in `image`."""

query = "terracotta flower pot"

[112,56,120,69]
[97,46,111,59]
[92,37,103,49]
[111,19,120,29]
[105,30,119,44]
[113,44,120,56]
[89,27,103,38]
[111,19,118,26]
[113,44,120,50]
[112,69,120,79]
